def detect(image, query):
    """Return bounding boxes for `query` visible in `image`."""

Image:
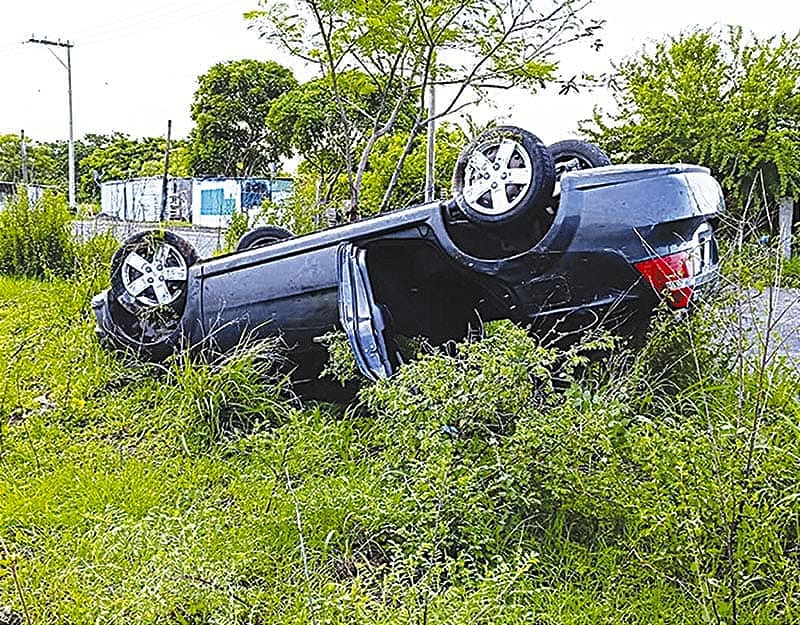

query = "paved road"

[730,287,800,367]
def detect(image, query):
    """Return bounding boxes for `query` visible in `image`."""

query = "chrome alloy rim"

[120,242,188,307]
[461,138,533,216]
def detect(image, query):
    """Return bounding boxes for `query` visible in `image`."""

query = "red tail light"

[634,250,696,308]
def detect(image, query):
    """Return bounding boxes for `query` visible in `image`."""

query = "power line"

[0,0,244,59]
[70,0,242,47]
[81,0,245,47]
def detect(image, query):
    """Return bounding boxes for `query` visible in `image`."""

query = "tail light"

[635,224,717,309]
[634,250,696,308]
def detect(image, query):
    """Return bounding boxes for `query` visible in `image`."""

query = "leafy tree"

[0,134,63,188]
[248,0,602,219]
[358,123,466,215]
[267,71,415,207]
[51,134,139,201]
[0,133,187,205]
[281,124,466,233]
[0,134,24,182]
[78,134,189,202]
[189,59,297,177]
[0,134,75,197]
[38,136,100,190]
[582,27,800,222]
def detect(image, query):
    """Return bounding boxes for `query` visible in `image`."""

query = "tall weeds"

[1,192,799,622]
[0,191,75,279]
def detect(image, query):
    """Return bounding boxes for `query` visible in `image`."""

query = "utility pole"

[20,130,29,184]
[424,51,436,203]
[424,82,436,203]
[779,197,793,260]
[26,37,76,211]
[161,119,172,221]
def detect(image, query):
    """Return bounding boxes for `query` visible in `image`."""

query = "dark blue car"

[92,127,722,381]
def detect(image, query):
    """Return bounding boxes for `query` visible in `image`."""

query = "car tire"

[548,139,611,180]
[452,126,555,226]
[108,230,198,348]
[235,225,294,252]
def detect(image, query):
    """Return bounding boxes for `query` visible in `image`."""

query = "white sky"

[0,0,798,147]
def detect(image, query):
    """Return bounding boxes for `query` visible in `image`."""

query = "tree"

[79,134,190,201]
[276,123,465,233]
[189,59,298,177]
[248,0,602,219]
[267,71,415,207]
[581,27,800,222]
[358,123,466,214]
[0,134,70,191]
[1,132,186,205]
[0,134,24,182]
[41,134,116,201]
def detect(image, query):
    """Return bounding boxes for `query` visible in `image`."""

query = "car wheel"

[235,225,294,252]
[548,139,611,181]
[452,126,555,226]
[108,230,198,346]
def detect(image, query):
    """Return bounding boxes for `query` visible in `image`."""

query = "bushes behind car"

[0,191,119,287]
[0,190,75,279]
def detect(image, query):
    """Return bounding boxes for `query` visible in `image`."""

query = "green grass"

[1,272,799,624]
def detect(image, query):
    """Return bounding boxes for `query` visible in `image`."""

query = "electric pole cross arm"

[25,36,76,211]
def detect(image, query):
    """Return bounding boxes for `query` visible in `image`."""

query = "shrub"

[352,310,800,622]
[782,254,800,287]
[355,324,617,581]
[158,339,294,449]
[72,230,118,292]
[222,210,249,252]
[0,190,75,278]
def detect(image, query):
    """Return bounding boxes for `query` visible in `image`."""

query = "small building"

[100,176,293,227]
[0,182,48,210]
[191,177,241,228]
[100,177,192,222]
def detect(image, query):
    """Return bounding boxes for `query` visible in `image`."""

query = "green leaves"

[0,191,75,279]
[78,134,189,201]
[583,27,800,222]
[188,60,298,177]
[357,123,466,215]
[249,0,601,218]
[3,267,800,621]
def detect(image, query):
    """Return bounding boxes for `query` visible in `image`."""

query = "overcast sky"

[0,0,798,147]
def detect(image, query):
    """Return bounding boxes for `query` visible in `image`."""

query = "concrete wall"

[73,218,226,259]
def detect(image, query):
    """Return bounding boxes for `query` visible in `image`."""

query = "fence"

[73,218,226,258]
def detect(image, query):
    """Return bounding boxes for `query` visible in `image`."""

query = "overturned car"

[92,127,723,381]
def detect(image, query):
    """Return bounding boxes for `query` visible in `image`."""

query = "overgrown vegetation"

[222,209,250,253]
[279,124,467,232]
[0,132,190,203]
[249,0,603,219]
[189,59,298,178]
[0,191,75,278]
[0,192,118,284]
[0,229,799,623]
[583,26,800,224]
